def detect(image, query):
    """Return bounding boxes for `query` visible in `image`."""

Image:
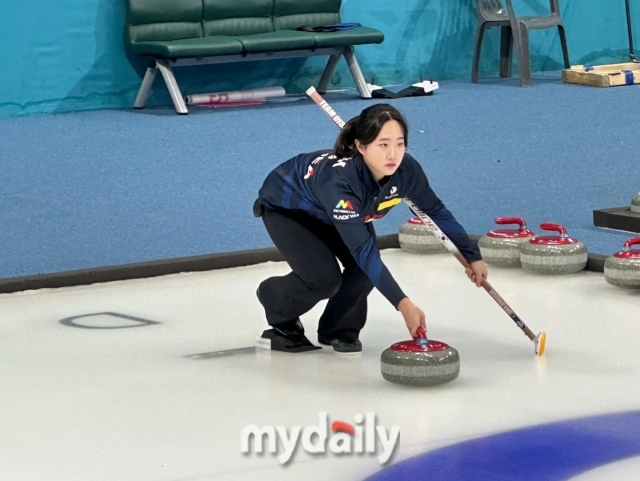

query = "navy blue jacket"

[257,150,481,308]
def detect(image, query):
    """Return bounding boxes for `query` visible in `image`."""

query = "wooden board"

[563,62,640,87]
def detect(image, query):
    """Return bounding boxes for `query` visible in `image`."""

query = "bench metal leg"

[156,59,189,114]
[317,54,342,94]
[343,46,371,98]
[134,66,159,109]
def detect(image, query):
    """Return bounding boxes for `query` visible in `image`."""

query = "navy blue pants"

[257,206,374,338]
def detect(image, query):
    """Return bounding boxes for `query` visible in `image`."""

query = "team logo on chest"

[378,185,401,211]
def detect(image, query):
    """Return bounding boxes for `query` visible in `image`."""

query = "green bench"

[125,0,384,114]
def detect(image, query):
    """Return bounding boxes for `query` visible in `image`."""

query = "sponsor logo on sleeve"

[333,199,358,220]
[336,200,354,210]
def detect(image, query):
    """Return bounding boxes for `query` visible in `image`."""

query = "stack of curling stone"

[381,327,459,386]
[399,217,447,253]
[632,192,640,213]
[478,217,536,267]
[520,223,588,274]
[604,238,640,288]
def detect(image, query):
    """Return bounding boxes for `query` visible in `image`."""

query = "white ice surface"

[0,250,638,480]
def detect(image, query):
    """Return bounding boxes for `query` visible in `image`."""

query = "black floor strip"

[0,234,606,294]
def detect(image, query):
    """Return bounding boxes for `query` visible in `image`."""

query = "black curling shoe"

[318,329,362,353]
[258,319,321,353]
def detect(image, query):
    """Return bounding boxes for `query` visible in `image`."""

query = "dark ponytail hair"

[333,104,409,158]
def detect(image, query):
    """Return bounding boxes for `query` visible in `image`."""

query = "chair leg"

[343,46,371,98]
[156,59,188,114]
[558,25,570,68]
[133,66,159,109]
[471,23,487,83]
[500,26,513,78]
[514,25,532,87]
[318,54,342,94]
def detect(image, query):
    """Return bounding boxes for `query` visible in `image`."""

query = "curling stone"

[604,238,640,288]
[398,217,448,253]
[631,192,640,213]
[520,223,588,275]
[478,217,536,267]
[381,327,459,386]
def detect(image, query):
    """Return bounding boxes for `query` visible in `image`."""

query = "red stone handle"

[495,217,527,228]
[624,238,640,250]
[540,223,568,236]
[415,326,428,348]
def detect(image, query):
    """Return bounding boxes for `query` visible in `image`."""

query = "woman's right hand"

[397,298,427,338]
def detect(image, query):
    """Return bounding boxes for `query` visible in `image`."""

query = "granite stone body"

[604,238,640,288]
[381,340,459,386]
[520,242,588,274]
[520,224,588,275]
[478,217,535,267]
[399,218,448,254]
[479,236,533,267]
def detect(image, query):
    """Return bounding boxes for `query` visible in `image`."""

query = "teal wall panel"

[0,0,637,116]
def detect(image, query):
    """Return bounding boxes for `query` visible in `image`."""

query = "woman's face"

[355,120,405,181]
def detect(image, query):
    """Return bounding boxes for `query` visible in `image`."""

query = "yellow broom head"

[535,332,547,357]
